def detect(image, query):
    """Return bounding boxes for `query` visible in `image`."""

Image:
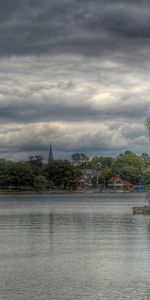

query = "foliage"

[28,155,44,175]
[0,150,150,191]
[33,175,48,191]
[72,153,89,166]
[111,151,144,184]
[91,167,113,188]
[47,160,80,189]
[90,156,114,169]
[10,163,35,189]
[142,167,150,185]
[100,167,113,184]
[0,161,34,189]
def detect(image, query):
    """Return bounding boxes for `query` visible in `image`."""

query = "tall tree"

[91,156,114,168]
[28,155,44,175]
[112,152,144,184]
[47,160,80,189]
[5,163,35,190]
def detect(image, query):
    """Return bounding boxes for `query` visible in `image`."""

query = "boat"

[132,205,150,215]
[132,190,150,215]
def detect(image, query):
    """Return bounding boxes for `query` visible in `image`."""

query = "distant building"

[108,176,123,190]
[107,176,134,191]
[48,144,54,163]
[81,168,98,187]
[73,177,86,190]
[123,180,134,190]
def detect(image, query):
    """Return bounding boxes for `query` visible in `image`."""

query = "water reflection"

[0,193,150,300]
[147,220,150,233]
[0,210,148,259]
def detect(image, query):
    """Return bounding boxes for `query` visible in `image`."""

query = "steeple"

[48,144,54,163]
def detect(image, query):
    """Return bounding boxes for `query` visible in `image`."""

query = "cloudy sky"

[0,0,150,161]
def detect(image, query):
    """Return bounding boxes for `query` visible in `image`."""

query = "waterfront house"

[108,176,134,191]
[81,168,98,187]
[73,177,86,190]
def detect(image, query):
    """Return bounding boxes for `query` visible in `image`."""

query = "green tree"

[46,160,80,189]
[142,166,150,185]
[9,163,35,189]
[33,175,48,191]
[112,151,144,184]
[91,156,114,169]
[100,167,113,184]
[0,159,15,187]
[91,167,112,188]
[28,155,44,175]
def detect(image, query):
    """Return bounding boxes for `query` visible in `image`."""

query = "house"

[72,177,86,190]
[108,176,123,190]
[81,168,98,187]
[123,180,134,190]
[108,176,134,191]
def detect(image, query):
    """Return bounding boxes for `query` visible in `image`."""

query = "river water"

[0,193,150,300]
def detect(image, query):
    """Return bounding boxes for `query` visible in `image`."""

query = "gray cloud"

[0,0,150,159]
[0,0,150,61]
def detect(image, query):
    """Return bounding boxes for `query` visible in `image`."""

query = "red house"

[73,177,86,190]
[108,176,134,191]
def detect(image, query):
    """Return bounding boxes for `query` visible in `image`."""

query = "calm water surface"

[0,193,150,300]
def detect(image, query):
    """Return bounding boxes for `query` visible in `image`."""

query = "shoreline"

[0,189,147,195]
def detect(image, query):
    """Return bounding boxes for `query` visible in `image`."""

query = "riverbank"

[0,189,76,195]
[0,189,147,195]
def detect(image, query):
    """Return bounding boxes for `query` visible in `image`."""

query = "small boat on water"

[132,191,150,215]
[132,205,150,215]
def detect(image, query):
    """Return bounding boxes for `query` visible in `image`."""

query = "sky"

[0,0,150,161]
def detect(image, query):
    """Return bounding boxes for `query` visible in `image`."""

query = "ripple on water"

[0,193,149,299]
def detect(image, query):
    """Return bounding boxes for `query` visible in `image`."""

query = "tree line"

[0,156,80,191]
[0,151,150,191]
[70,151,150,187]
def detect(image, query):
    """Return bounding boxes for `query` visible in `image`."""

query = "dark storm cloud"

[0,97,149,124]
[0,0,150,159]
[0,0,150,59]
[0,71,149,124]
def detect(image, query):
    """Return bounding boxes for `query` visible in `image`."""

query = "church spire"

[48,144,54,163]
